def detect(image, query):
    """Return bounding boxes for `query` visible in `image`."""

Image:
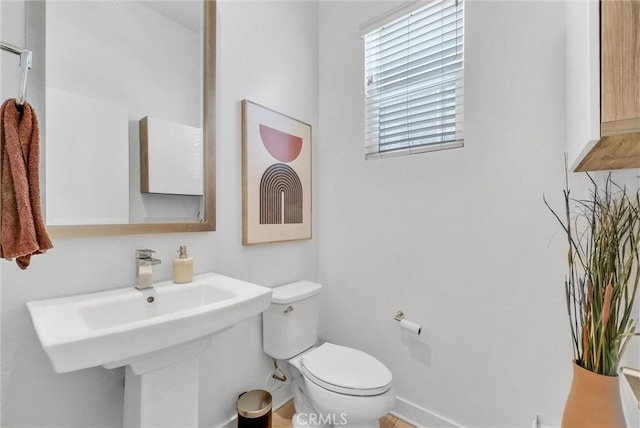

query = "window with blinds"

[364,0,464,159]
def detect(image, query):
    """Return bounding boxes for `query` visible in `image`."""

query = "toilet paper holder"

[393,310,422,335]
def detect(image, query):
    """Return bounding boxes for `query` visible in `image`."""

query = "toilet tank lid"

[271,281,321,304]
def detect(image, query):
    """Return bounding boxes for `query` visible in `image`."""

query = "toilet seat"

[300,343,392,397]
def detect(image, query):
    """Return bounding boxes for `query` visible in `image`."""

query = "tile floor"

[272,400,415,428]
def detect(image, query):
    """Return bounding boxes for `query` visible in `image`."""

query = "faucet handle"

[136,249,156,259]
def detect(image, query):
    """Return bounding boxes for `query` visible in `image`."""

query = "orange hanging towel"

[0,99,52,269]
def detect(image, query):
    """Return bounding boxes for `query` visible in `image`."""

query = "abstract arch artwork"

[242,100,312,244]
[259,163,303,224]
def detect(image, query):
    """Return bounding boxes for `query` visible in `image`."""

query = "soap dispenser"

[173,245,193,284]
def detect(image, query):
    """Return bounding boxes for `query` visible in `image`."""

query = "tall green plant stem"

[546,173,640,376]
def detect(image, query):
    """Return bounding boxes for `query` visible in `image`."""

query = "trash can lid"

[237,389,272,418]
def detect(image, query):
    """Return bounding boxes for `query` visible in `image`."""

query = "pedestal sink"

[26,272,273,427]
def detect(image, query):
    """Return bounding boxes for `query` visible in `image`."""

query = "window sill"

[365,140,464,160]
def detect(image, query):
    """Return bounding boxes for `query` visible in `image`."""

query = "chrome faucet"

[135,249,161,290]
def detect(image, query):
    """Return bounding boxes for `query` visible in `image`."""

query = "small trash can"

[237,389,272,428]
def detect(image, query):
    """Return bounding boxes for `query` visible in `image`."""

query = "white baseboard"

[533,414,561,428]
[217,415,235,428]
[392,396,460,428]
[218,393,458,428]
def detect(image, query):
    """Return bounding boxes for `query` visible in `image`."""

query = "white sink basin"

[27,272,273,374]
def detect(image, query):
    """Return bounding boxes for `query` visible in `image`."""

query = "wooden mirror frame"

[48,0,216,238]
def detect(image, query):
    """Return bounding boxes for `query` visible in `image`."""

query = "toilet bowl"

[262,281,395,427]
[295,343,395,427]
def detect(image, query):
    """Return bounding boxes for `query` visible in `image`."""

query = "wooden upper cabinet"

[601,0,640,130]
[574,0,640,171]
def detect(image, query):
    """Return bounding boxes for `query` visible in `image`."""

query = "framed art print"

[242,100,312,245]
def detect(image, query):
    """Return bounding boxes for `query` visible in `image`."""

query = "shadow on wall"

[401,332,432,367]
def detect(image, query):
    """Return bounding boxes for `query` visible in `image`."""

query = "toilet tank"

[263,281,322,360]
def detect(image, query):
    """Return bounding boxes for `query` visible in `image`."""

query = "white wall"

[0,1,318,427]
[318,1,639,427]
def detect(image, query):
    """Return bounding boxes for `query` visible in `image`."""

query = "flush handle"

[284,306,294,314]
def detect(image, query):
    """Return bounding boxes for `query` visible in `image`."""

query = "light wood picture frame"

[242,100,312,245]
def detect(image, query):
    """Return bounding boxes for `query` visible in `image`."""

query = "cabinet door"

[601,0,640,134]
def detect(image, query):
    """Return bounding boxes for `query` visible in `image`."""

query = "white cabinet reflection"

[140,116,203,197]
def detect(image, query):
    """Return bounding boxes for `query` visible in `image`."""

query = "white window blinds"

[364,0,464,159]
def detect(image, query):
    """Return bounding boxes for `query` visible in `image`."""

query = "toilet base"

[290,412,380,428]
[291,412,329,428]
[291,413,380,428]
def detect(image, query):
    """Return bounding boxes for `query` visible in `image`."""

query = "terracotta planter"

[562,362,626,428]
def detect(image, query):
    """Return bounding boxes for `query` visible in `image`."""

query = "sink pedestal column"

[124,355,200,428]
[123,339,210,428]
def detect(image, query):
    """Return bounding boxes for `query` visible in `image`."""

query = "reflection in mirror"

[39,0,215,235]
[140,116,203,197]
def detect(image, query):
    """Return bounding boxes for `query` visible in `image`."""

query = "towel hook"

[1,41,32,105]
[17,50,32,106]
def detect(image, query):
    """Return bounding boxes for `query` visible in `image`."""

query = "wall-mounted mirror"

[35,0,215,237]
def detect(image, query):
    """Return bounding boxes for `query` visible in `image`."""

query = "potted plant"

[546,173,640,428]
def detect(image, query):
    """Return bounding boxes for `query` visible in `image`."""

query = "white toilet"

[262,281,396,427]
